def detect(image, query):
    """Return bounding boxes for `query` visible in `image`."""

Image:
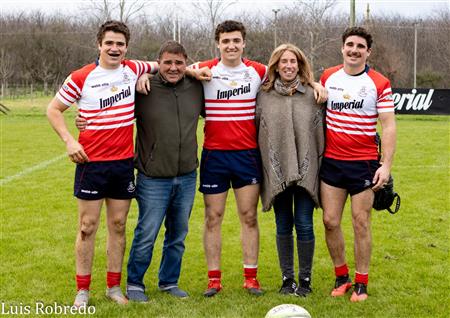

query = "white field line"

[0,158,446,187]
[0,154,67,186]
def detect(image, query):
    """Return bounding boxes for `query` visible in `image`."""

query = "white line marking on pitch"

[0,158,445,187]
[0,154,67,186]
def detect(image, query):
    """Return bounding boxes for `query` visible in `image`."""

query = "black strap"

[387,193,401,214]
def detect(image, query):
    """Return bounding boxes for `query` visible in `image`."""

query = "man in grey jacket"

[125,41,204,302]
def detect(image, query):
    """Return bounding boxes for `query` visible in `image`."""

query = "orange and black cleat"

[350,283,368,302]
[331,275,353,297]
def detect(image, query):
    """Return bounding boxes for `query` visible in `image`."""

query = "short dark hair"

[97,20,130,45]
[214,20,246,42]
[342,26,373,49]
[158,40,187,60]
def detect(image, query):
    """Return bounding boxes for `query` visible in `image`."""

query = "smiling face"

[342,35,371,74]
[276,50,299,82]
[158,52,187,84]
[98,31,128,69]
[217,31,245,67]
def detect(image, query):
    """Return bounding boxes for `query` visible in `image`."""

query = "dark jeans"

[273,186,315,241]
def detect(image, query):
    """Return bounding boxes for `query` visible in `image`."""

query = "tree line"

[0,0,449,98]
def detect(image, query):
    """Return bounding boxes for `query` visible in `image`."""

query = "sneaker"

[350,283,368,302]
[160,286,189,298]
[243,278,263,296]
[203,279,222,297]
[295,278,312,297]
[279,277,297,295]
[74,289,89,307]
[126,289,149,303]
[331,275,352,297]
[106,286,128,305]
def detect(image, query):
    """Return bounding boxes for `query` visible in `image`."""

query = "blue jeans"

[127,170,197,290]
[273,186,315,241]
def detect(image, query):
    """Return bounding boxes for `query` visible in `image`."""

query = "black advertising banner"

[392,88,450,115]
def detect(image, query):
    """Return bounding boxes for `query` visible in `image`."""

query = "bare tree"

[86,0,113,22]
[290,0,340,73]
[117,0,147,23]
[191,0,237,57]
[1,4,450,90]
[427,9,450,86]
[85,0,148,23]
[0,49,14,98]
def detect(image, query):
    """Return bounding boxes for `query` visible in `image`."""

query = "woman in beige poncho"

[255,43,325,297]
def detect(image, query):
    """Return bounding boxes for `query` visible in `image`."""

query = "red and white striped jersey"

[193,58,267,150]
[320,65,394,160]
[57,60,157,161]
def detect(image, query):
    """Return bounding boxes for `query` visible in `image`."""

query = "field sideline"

[0,97,448,318]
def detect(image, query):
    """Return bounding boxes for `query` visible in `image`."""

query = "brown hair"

[342,26,373,49]
[214,20,246,42]
[158,40,187,60]
[262,43,314,92]
[97,20,130,45]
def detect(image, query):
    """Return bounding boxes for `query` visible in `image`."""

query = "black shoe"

[279,277,297,295]
[295,278,312,297]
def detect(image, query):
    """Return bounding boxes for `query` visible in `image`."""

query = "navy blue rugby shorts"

[74,158,135,200]
[320,157,380,195]
[199,148,262,194]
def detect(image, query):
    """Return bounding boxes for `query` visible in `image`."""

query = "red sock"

[106,272,121,288]
[208,270,221,281]
[243,266,258,280]
[355,272,369,285]
[76,274,91,291]
[334,264,349,277]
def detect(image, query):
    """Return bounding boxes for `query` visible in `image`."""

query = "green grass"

[0,97,449,317]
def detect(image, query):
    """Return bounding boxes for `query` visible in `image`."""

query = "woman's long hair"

[262,43,314,92]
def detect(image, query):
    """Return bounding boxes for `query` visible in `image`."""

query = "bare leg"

[76,199,103,275]
[350,189,374,274]
[203,192,227,270]
[105,198,131,273]
[321,181,348,267]
[234,184,260,265]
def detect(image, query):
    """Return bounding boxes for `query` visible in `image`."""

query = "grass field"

[0,96,449,318]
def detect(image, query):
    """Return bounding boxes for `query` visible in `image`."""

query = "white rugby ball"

[265,304,311,318]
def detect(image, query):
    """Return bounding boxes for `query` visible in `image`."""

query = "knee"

[276,227,293,236]
[204,210,223,230]
[323,215,340,231]
[295,223,314,241]
[241,210,258,228]
[352,216,370,234]
[79,218,98,238]
[109,217,127,235]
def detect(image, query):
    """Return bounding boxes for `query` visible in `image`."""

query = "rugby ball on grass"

[265,304,311,318]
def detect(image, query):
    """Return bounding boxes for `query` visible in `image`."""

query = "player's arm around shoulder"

[185,65,212,81]
[136,73,153,95]
[186,59,218,81]
[147,61,159,73]
[126,59,159,75]
[47,97,89,164]
[310,81,328,104]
